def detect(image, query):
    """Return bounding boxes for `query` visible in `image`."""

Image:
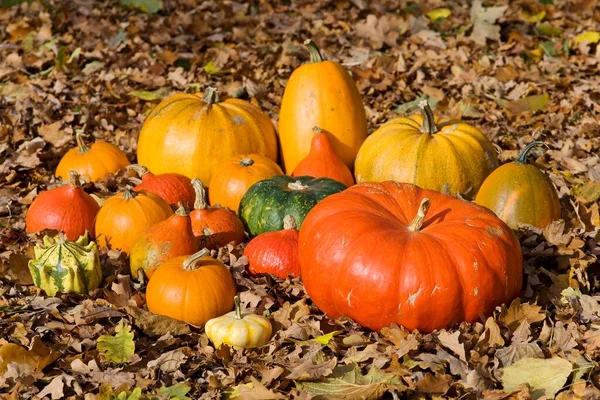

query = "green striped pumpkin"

[28,235,102,296]
[238,175,347,236]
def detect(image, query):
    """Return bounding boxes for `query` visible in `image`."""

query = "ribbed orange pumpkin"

[26,171,100,240]
[299,182,523,332]
[208,154,283,213]
[244,215,301,279]
[354,101,499,199]
[190,180,245,249]
[278,40,367,173]
[129,203,200,280]
[292,126,355,187]
[136,88,278,183]
[56,132,130,182]
[95,187,173,254]
[475,142,561,229]
[146,249,237,326]
[129,164,195,209]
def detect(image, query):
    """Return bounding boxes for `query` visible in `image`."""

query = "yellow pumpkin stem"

[408,198,431,232]
[283,215,297,230]
[418,100,439,135]
[191,179,208,210]
[202,87,220,105]
[304,39,324,63]
[182,248,211,271]
[75,131,91,154]
[68,170,82,188]
[123,185,138,200]
[234,294,243,319]
[127,164,150,177]
[240,157,255,167]
[516,141,548,164]
[175,202,188,216]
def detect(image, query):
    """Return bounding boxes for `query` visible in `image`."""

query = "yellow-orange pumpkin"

[136,88,278,183]
[354,101,499,199]
[208,154,283,212]
[278,40,367,173]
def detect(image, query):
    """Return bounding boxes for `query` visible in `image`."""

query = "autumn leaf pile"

[1,0,599,399]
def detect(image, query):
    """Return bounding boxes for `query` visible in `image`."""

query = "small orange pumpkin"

[130,164,195,209]
[145,249,237,326]
[208,154,283,213]
[292,126,355,187]
[56,132,130,182]
[129,203,200,280]
[190,179,246,249]
[95,187,173,253]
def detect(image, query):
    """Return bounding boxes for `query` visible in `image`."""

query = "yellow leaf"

[574,31,600,44]
[522,10,545,23]
[203,60,222,75]
[426,8,451,21]
[0,337,57,375]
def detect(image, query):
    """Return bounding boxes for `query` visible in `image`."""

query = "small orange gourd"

[190,180,245,249]
[130,165,195,209]
[292,127,355,187]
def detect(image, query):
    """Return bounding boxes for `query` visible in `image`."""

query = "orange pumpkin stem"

[240,157,255,167]
[123,185,138,200]
[175,202,188,216]
[68,170,82,188]
[304,39,324,63]
[75,131,91,154]
[234,294,242,319]
[182,248,211,271]
[283,215,297,230]
[418,100,438,135]
[408,198,431,232]
[202,87,220,105]
[191,179,208,210]
[516,141,547,164]
[127,164,150,177]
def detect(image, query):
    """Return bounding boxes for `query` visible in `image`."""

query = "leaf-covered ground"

[1,0,600,399]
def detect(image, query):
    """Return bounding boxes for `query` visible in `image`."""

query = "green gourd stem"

[191,179,208,210]
[288,180,309,191]
[127,164,150,177]
[240,157,255,167]
[202,87,220,105]
[407,198,431,232]
[312,126,322,135]
[304,39,324,63]
[515,141,547,164]
[75,131,91,154]
[234,295,242,319]
[418,100,439,135]
[175,202,188,216]
[283,215,297,230]
[68,170,82,188]
[182,248,210,271]
[123,185,138,200]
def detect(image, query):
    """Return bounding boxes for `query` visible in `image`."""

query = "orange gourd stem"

[68,170,82,187]
[182,248,211,271]
[75,131,91,153]
[174,201,188,216]
[203,87,219,105]
[515,142,547,164]
[418,100,439,135]
[304,39,324,63]
[407,198,431,232]
[240,157,254,167]
[234,295,242,319]
[127,164,150,177]
[123,186,137,200]
[192,179,208,210]
[283,214,297,230]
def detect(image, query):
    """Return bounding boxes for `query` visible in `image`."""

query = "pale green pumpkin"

[28,235,102,296]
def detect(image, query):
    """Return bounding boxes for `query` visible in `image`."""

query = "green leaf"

[67,48,82,64]
[157,382,191,400]
[82,61,105,76]
[501,357,572,400]
[295,363,406,399]
[540,41,557,57]
[120,0,163,14]
[503,93,550,114]
[394,95,439,115]
[129,87,170,101]
[536,23,563,37]
[539,0,553,4]
[0,0,33,7]
[97,320,135,364]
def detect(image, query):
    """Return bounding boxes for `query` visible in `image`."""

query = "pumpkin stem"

[312,126,322,135]
[234,294,242,319]
[418,100,438,135]
[407,198,431,232]
[287,180,309,191]
[123,185,138,200]
[515,141,548,164]
[182,248,211,271]
[68,170,82,188]
[202,87,220,105]
[127,164,150,177]
[304,39,324,63]
[191,179,208,210]
[283,215,297,230]
[175,202,188,216]
[75,131,91,154]
[240,157,254,167]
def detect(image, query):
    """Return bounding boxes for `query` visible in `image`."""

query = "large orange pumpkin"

[354,101,499,199]
[95,187,173,253]
[299,181,523,332]
[55,132,130,182]
[208,154,283,213]
[278,40,367,173]
[136,88,278,183]
[475,142,561,229]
